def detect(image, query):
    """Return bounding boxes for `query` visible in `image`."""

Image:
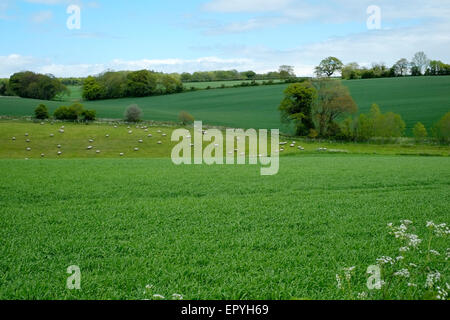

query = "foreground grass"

[1,121,449,159]
[0,156,448,299]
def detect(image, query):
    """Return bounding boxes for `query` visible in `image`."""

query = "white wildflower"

[343,266,356,281]
[429,250,440,256]
[407,283,417,287]
[399,247,410,252]
[394,269,410,278]
[436,286,448,300]
[425,271,441,288]
[376,256,394,265]
[153,294,165,300]
[336,274,342,289]
[172,294,183,300]
[357,292,368,300]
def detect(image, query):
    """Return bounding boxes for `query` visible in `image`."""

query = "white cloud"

[200,0,450,34]
[203,0,292,13]
[31,10,53,23]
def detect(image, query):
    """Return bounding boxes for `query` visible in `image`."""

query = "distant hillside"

[0,76,449,135]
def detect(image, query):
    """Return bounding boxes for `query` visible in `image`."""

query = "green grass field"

[0,156,448,299]
[1,76,449,135]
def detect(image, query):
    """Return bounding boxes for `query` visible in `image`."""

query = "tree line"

[314,52,450,79]
[279,79,450,143]
[82,70,184,100]
[179,66,296,82]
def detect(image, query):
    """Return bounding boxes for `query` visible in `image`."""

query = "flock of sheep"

[11,123,167,158]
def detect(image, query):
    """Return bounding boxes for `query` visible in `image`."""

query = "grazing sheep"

[138,139,143,143]
[26,147,31,151]
[106,134,110,138]
[96,150,101,154]
[157,130,162,133]
[61,126,65,129]
[89,139,94,143]
[87,146,93,150]
[57,145,62,149]
[119,153,124,156]
[114,125,118,128]
[157,141,162,144]
[280,142,287,145]
[128,130,133,134]
[298,146,305,151]
[41,154,45,157]
[12,137,16,141]
[25,133,29,137]
[134,147,139,151]
[57,151,62,156]
[40,122,45,125]
[144,129,149,132]
[50,134,54,137]
[148,134,152,137]
[290,144,295,147]
[162,133,167,137]
[59,129,65,133]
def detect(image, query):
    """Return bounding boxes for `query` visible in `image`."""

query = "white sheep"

[148,134,152,137]
[26,139,31,143]
[87,146,93,150]
[128,130,133,134]
[57,145,62,149]
[96,150,101,154]
[134,147,139,151]
[41,153,45,157]
[106,134,110,138]
[25,133,29,137]
[119,153,124,156]
[12,137,16,141]
[157,141,162,144]
[50,134,54,137]
[26,147,31,151]
[138,139,143,143]
[89,139,94,143]
[57,151,62,155]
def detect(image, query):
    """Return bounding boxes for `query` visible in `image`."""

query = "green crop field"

[0,155,449,299]
[0,76,449,136]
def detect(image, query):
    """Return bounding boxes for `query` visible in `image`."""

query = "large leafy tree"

[9,71,67,100]
[311,79,358,137]
[393,58,409,76]
[315,57,343,77]
[411,52,430,76]
[279,82,317,136]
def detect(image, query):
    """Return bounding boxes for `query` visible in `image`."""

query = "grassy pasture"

[0,76,449,136]
[1,122,449,159]
[0,156,448,299]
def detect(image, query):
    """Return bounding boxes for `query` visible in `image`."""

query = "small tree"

[413,122,428,141]
[35,104,49,119]
[278,82,317,136]
[124,104,142,122]
[433,112,450,143]
[315,57,343,77]
[179,111,194,125]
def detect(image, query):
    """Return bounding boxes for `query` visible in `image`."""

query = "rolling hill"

[0,76,449,135]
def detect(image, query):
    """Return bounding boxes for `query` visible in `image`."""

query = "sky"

[0,0,449,77]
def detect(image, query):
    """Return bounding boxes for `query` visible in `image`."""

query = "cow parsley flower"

[425,271,441,288]
[394,269,410,278]
[429,250,440,256]
[377,256,394,265]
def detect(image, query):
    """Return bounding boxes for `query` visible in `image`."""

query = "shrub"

[413,122,428,141]
[53,103,88,121]
[124,104,142,122]
[179,111,194,125]
[54,106,69,120]
[34,104,49,119]
[81,109,97,121]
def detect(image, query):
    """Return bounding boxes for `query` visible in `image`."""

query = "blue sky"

[0,0,449,77]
